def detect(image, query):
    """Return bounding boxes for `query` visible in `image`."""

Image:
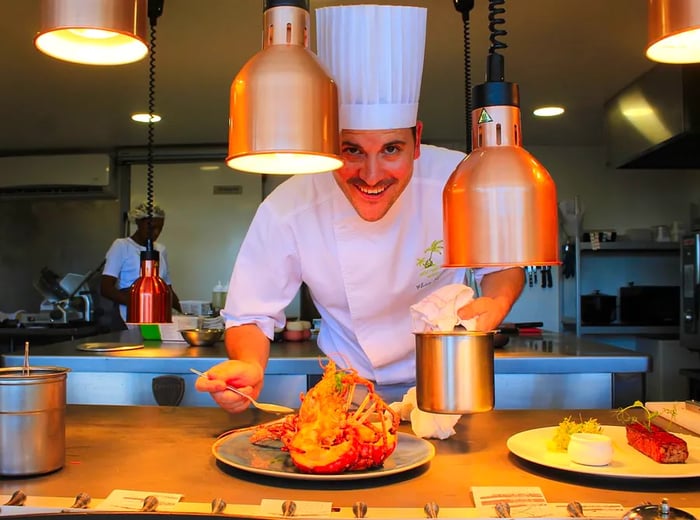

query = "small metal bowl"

[180,328,224,347]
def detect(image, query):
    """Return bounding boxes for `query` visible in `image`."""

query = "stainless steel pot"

[0,366,70,476]
[415,330,495,414]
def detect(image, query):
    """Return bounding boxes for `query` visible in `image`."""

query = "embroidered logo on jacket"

[416,239,444,284]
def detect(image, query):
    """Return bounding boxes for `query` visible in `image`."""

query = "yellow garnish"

[547,416,602,452]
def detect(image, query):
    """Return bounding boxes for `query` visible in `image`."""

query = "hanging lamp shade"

[128,249,172,324]
[443,82,559,267]
[34,0,148,66]
[227,0,342,175]
[647,0,700,64]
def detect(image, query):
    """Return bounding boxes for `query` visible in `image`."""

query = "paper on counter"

[471,486,547,509]
[95,489,183,511]
[472,487,624,518]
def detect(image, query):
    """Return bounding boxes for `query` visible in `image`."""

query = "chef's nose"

[360,155,381,183]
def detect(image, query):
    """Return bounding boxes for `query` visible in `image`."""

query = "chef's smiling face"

[334,122,423,222]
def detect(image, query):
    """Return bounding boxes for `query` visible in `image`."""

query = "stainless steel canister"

[0,366,70,476]
[415,331,495,414]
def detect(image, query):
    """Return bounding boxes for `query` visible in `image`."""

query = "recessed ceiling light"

[131,113,162,123]
[533,106,565,117]
[199,165,221,171]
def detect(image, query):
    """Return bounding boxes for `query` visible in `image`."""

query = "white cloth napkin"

[403,284,475,439]
[409,284,477,332]
[390,387,460,439]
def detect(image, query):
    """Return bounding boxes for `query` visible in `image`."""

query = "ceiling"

[1,0,655,158]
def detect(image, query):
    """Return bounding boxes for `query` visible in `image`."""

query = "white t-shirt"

[223,144,501,386]
[102,237,172,320]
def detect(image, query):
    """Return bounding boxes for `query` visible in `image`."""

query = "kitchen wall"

[0,199,120,312]
[130,162,262,303]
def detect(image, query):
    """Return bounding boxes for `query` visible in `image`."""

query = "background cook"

[196,4,524,412]
[100,201,181,328]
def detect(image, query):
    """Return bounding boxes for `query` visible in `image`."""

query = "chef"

[100,201,181,328]
[196,4,524,412]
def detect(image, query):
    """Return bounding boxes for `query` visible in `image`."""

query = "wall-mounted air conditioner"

[0,153,116,199]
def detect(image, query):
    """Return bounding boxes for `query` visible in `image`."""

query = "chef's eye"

[342,145,363,156]
[384,144,402,154]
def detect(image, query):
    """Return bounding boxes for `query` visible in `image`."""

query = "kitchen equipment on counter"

[76,342,144,352]
[414,330,494,414]
[499,321,544,334]
[682,233,700,351]
[580,290,617,325]
[211,281,227,311]
[282,320,312,341]
[653,224,672,242]
[180,300,212,316]
[619,284,680,325]
[582,230,617,242]
[18,263,103,326]
[0,365,70,476]
[623,498,696,520]
[180,328,224,346]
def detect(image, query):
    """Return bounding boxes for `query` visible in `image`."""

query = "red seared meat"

[625,423,688,463]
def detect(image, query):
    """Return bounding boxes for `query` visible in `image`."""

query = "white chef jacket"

[102,237,172,321]
[223,144,500,386]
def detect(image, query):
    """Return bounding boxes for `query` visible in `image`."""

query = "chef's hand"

[194,359,264,414]
[458,267,525,331]
[457,296,510,332]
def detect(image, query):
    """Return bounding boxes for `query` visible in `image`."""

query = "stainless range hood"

[604,64,700,169]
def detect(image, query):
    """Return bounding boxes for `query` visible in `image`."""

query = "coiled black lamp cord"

[145,0,165,252]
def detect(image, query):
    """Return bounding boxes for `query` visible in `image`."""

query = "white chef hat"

[316,4,427,131]
[129,201,165,221]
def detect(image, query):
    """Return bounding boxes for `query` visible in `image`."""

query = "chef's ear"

[414,120,423,160]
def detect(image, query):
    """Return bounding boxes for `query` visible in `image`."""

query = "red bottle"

[128,250,172,323]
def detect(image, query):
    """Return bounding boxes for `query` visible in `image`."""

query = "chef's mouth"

[351,180,393,198]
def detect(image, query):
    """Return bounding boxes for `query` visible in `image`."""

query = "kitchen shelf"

[561,318,679,336]
[579,240,680,252]
[562,236,681,337]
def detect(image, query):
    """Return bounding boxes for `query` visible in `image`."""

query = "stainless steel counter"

[0,324,101,352]
[1,331,649,409]
[0,405,697,516]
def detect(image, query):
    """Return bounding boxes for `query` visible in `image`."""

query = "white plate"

[213,430,435,481]
[507,425,700,479]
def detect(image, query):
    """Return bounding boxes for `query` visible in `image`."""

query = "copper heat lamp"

[34,0,149,65]
[646,0,700,64]
[443,0,559,268]
[227,0,342,175]
[127,0,171,324]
